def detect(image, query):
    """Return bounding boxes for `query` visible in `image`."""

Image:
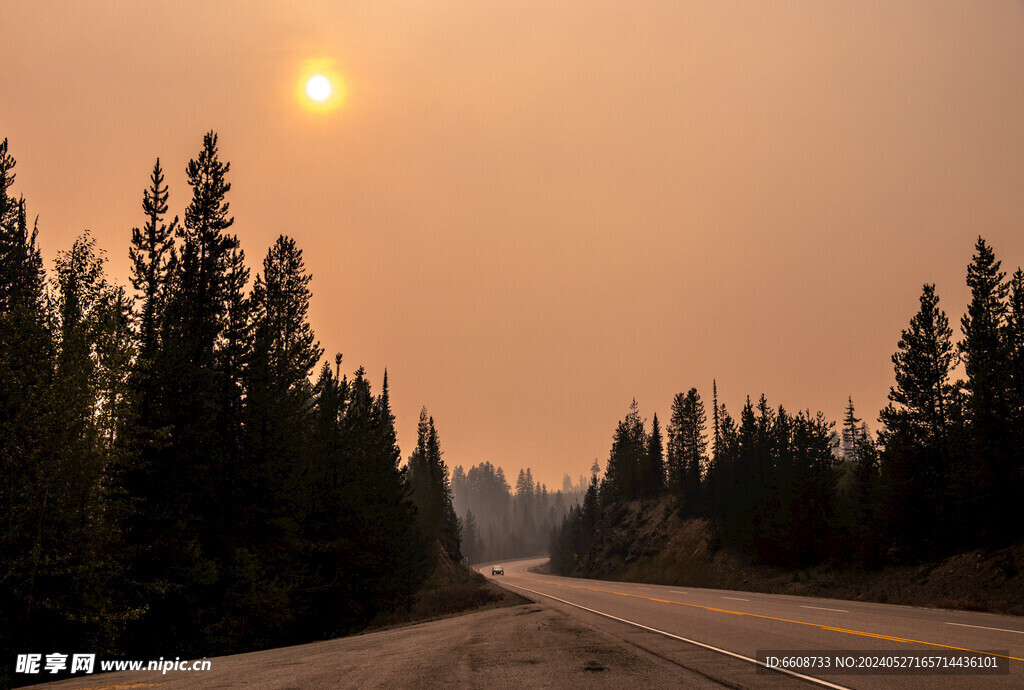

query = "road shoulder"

[38,602,716,688]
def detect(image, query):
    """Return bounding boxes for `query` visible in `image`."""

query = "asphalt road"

[479,558,1024,689]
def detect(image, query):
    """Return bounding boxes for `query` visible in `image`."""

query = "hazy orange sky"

[4,1,1024,490]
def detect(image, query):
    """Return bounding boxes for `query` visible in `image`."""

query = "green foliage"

[1,134,444,680]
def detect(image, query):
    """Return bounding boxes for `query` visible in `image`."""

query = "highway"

[479,558,1024,689]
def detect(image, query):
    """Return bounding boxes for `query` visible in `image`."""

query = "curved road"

[479,558,1023,689]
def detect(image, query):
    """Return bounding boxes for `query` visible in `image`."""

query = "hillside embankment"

[565,497,1024,617]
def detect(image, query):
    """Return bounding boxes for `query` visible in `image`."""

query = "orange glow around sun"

[297,58,345,112]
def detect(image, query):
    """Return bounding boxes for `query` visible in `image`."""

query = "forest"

[0,134,469,679]
[551,237,1024,576]
[452,463,588,564]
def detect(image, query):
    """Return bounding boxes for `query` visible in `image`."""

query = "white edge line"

[497,580,849,690]
[721,596,749,601]
[800,605,849,614]
[946,622,1024,635]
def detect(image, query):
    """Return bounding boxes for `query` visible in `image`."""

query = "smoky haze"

[3,1,1024,488]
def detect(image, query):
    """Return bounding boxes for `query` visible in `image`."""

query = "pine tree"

[129,158,177,364]
[841,397,862,462]
[362,369,427,619]
[24,233,138,664]
[602,399,645,504]
[407,408,461,563]
[683,389,708,508]
[712,380,720,461]
[960,237,1014,544]
[666,392,687,493]
[247,235,320,516]
[133,131,242,653]
[1009,269,1024,517]
[850,421,881,566]
[878,283,959,558]
[667,388,707,510]
[461,510,483,564]
[704,380,723,521]
[515,468,536,549]
[640,412,664,499]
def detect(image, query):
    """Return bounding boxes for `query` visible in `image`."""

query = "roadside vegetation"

[0,135,469,686]
[552,238,1024,607]
[562,498,1024,617]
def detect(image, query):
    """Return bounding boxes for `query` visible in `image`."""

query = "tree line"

[452,463,586,564]
[0,134,461,679]
[552,237,1024,574]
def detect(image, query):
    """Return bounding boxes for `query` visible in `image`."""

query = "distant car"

[491,565,504,575]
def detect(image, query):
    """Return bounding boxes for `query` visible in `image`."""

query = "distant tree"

[548,473,601,576]
[514,468,536,548]
[841,397,862,462]
[461,511,483,564]
[712,380,720,459]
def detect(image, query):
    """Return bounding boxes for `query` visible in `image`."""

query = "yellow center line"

[542,580,1024,663]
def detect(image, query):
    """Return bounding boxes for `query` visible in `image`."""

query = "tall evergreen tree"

[461,510,483,564]
[1,141,56,684]
[8,233,139,671]
[1008,269,1024,507]
[712,380,720,461]
[128,158,177,364]
[639,412,665,500]
[602,399,645,504]
[960,237,1014,544]
[247,235,319,520]
[131,131,242,654]
[407,408,461,563]
[841,396,862,462]
[878,283,959,558]
[667,388,707,510]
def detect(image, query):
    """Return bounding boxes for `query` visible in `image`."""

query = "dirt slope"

[572,497,1024,616]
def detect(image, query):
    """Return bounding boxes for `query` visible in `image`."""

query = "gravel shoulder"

[37,601,713,689]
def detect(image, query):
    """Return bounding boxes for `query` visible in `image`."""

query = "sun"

[306,75,331,102]
[297,58,346,113]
